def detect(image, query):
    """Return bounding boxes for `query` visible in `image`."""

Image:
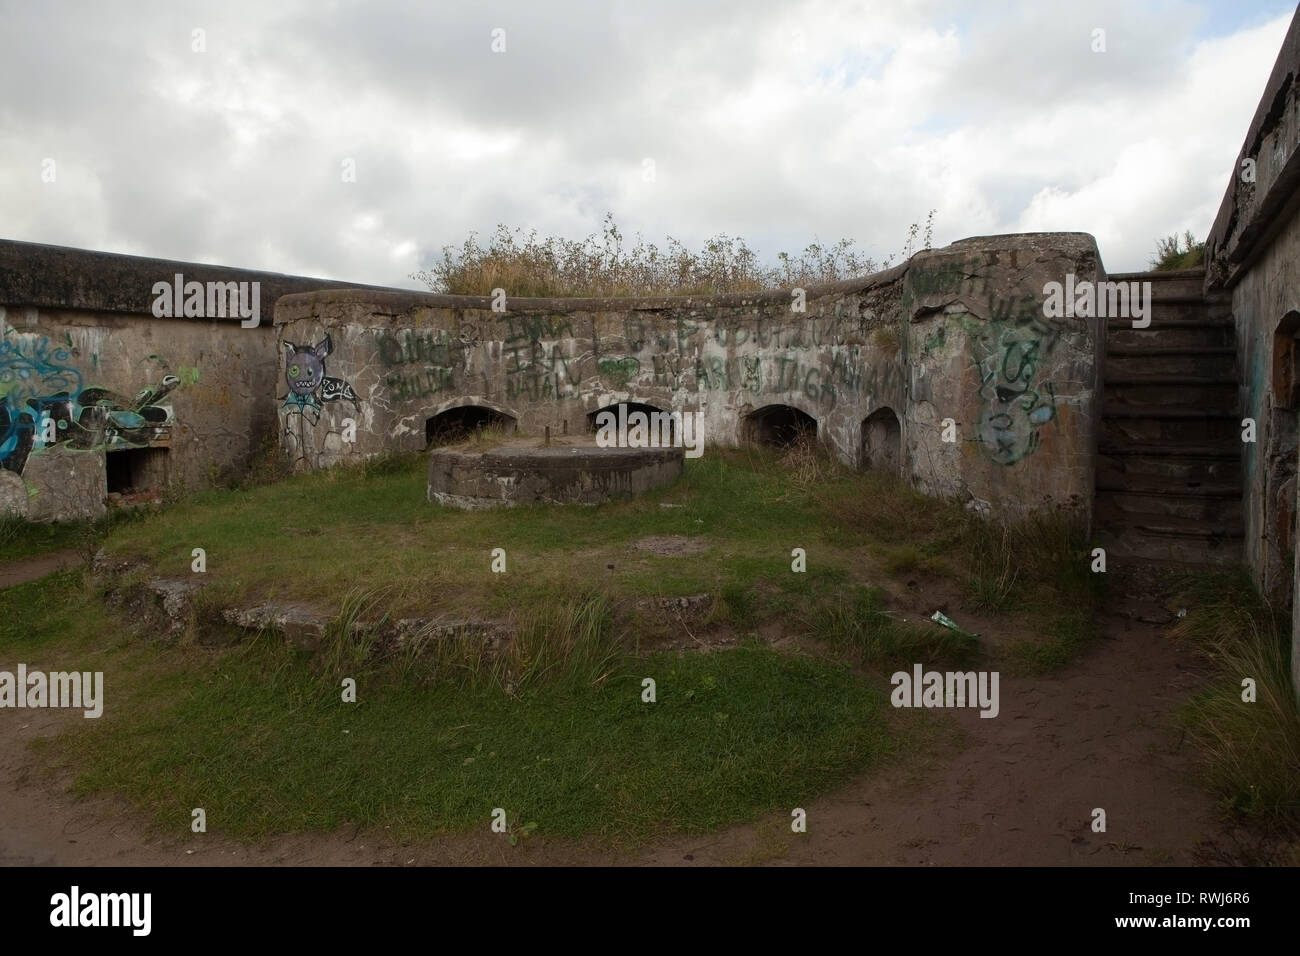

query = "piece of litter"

[1177,608,1187,618]
[930,610,980,640]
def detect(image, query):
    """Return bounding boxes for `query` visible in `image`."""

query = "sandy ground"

[1,568,1260,867]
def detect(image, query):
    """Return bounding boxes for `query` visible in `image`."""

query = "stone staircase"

[1094,268,1243,566]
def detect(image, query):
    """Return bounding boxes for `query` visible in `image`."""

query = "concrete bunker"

[425,404,516,447]
[743,404,817,447]
[861,407,902,473]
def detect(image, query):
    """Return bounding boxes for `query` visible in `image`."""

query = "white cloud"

[0,0,1292,285]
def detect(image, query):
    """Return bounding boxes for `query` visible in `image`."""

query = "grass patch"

[823,470,1105,671]
[0,514,89,563]
[92,445,1102,671]
[1171,571,1300,827]
[4,443,1111,846]
[27,584,903,845]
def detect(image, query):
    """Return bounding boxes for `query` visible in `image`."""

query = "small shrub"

[1151,230,1205,271]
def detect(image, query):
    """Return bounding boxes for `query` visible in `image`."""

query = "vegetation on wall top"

[414,211,936,298]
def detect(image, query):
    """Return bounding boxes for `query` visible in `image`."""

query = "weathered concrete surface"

[1206,5,1300,291]
[428,440,684,508]
[279,233,1103,526]
[275,265,909,477]
[1223,207,1300,601]
[0,469,28,518]
[21,445,107,522]
[0,240,408,521]
[902,233,1103,523]
[1204,5,1300,698]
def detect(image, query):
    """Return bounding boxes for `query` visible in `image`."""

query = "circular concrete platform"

[427,437,684,509]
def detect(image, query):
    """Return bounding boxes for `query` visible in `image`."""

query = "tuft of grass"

[810,585,979,669]
[498,592,619,694]
[1170,571,1300,825]
[871,325,902,355]
[777,433,846,489]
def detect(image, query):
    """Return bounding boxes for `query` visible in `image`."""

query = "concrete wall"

[1205,4,1300,695]
[277,232,1104,527]
[274,267,909,470]
[903,234,1104,523]
[0,232,1105,531]
[0,239,400,521]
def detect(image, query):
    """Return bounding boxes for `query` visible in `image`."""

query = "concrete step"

[1096,472,1241,497]
[1108,320,1233,349]
[1097,450,1241,490]
[1094,502,1243,542]
[1104,303,1219,327]
[1098,442,1240,458]
[1105,306,1227,320]
[1100,412,1238,446]
[1107,374,1237,408]
[1094,487,1243,523]
[1105,347,1236,379]
[1092,525,1242,567]
[1106,268,1206,299]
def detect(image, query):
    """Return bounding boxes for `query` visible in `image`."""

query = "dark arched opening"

[425,405,515,447]
[861,407,902,474]
[743,404,817,447]
[586,402,675,443]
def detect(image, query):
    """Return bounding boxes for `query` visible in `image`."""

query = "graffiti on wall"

[503,315,580,401]
[969,318,1058,465]
[282,335,360,425]
[367,306,895,411]
[1,335,181,475]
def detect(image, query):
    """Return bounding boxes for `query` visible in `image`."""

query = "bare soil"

[0,550,81,590]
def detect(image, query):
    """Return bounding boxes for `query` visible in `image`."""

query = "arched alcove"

[742,404,817,447]
[425,404,516,447]
[861,407,902,474]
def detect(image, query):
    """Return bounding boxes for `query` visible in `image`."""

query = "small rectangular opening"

[106,447,168,495]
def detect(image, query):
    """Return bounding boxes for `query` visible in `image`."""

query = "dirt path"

[0,598,1240,867]
[0,550,82,590]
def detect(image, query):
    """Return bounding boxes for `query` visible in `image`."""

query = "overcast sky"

[1,0,1294,288]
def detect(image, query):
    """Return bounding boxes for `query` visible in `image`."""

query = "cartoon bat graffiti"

[282,335,360,425]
